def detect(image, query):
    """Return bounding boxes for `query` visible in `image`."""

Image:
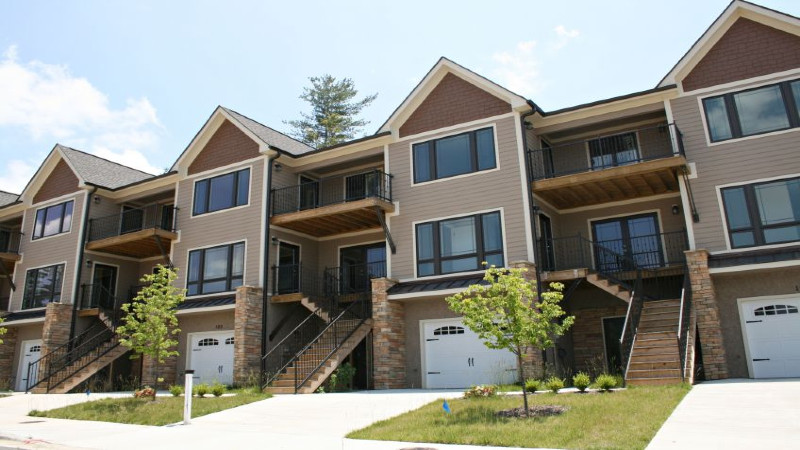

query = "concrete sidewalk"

[0,390,535,450]
[647,378,800,449]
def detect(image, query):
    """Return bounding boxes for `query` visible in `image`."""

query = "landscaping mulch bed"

[496,405,568,418]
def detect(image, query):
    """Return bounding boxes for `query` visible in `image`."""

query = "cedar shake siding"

[188,120,261,175]
[9,192,86,311]
[683,18,800,92]
[669,85,800,252]
[389,115,529,280]
[399,73,512,138]
[33,159,80,204]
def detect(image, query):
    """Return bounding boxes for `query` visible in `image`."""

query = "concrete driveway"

[0,390,529,450]
[648,378,800,449]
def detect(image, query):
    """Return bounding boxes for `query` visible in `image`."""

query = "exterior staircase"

[625,299,683,386]
[586,273,631,302]
[266,319,372,394]
[31,336,127,393]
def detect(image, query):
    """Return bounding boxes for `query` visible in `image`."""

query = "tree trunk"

[517,350,529,413]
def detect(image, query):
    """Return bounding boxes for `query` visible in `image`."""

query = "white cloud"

[0,46,163,191]
[0,159,35,194]
[551,25,580,51]
[491,40,542,97]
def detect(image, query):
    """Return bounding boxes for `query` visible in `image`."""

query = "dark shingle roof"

[2,309,46,324]
[387,274,488,295]
[0,190,19,207]
[58,145,155,190]
[221,107,315,156]
[178,296,235,310]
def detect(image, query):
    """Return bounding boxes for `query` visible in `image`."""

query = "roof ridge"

[221,106,315,151]
[58,144,157,177]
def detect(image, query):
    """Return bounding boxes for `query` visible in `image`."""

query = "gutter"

[519,108,544,303]
[261,153,279,380]
[68,186,97,345]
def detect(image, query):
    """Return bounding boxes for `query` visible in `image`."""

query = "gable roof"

[659,0,800,88]
[58,145,154,189]
[0,190,19,207]
[378,57,530,134]
[221,107,314,156]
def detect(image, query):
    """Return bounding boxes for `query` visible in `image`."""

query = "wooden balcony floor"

[541,264,685,282]
[533,156,686,209]
[270,197,395,237]
[85,228,177,259]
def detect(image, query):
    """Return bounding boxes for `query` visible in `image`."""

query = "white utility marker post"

[183,370,194,425]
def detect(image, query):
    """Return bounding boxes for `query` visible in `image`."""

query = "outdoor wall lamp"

[672,204,681,215]
[271,237,280,246]
[274,163,283,172]
[94,196,101,204]
[86,260,93,268]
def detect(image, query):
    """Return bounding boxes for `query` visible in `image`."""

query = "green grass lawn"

[30,391,271,426]
[348,385,689,449]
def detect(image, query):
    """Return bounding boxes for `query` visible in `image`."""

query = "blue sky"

[1,0,798,192]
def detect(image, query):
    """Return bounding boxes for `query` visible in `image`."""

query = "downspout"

[68,186,98,345]
[261,153,279,379]
[519,106,542,303]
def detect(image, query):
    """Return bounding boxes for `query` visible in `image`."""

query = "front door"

[91,264,117,309]
[276,242,301,294]
[339,243,386,293]
[16,340,42,391]
[603,316,625,374]
[592,214,664,271]
[539,215,555,271]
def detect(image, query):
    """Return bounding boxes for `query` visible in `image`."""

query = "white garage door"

[16,340,42,391]
[188,331,234,385]
[740,297,800,378]
[423,319,517,389]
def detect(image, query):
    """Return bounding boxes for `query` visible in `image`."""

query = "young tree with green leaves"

[0,316,6,344]
[116,265,185,396]
[286,74,377,148]
[445,265,574,413]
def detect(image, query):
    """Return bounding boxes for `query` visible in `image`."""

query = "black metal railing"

[273,262,386,298]
[87,204,178,242]
[677,267,693,381]
[539,230,688,274]
[619,272,645,382]
[0,228,22,254]
[26,321,119,393]
[271,170,393,216]
[527,123,685,181]
[78,283,118,310]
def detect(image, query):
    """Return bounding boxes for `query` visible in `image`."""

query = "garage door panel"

[741,297,800,379]
[189,332,234,385]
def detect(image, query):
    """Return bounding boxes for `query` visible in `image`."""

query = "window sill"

[190,203,251,219]
[706,125,800,147]
[411,167,500,188]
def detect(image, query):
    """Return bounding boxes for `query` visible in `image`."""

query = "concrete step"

[626,377,683,386]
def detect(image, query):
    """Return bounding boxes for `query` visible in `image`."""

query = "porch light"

[672,205,680,215]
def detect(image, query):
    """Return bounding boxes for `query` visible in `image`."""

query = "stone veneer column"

[234,285,263,386]
[41,302,73,356]
[685,249,728,380]
[371,277,406,389]
[0,326,19,388]
[510,261,545,380]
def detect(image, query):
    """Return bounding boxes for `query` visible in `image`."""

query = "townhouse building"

[0,0,797,394]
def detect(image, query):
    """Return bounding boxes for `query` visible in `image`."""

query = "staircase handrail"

[260,304,328,388]
[677,263,693,381]
[45,329,121,392]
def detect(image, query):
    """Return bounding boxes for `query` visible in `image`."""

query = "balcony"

[528,123,687,209]
[0,228,22,274]
[85,204,178,259]
[270,170,394,237]
[271,262,386,303]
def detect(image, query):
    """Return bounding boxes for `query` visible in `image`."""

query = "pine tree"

[116,265,185,395]
[286,74,377,148]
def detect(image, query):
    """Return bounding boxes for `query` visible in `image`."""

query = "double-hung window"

[187,242,245,295]
[193,168,250,215]
[703,79,800,142]
[416,211,504,276]
[22,264,65,309]
[721,176,800,249]
[33,200,73,240]
[413,127,496,183]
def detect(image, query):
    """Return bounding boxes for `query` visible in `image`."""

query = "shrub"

[545,376,565,393]
[594,373,617,392]
[134,386,156,398]
[193,383,210,397]
[572,372,591,392]
[329,363,357,392]
[211,383,226,397]
[168,385,183,397]
[463,384,497,398]
[524,379,541,393]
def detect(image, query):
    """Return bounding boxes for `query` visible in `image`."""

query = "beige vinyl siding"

[10,192,86,311]
[556,196,685,239]
[388,115,528,280]
[670,85,800,252]
[172,160,264,293]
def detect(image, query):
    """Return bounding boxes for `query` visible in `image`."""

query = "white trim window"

[187,242,245,295]
[702,78,800,142]
[721,176,800,249]
[33,200,74,240]
[22,264,65,309]
[416,211,504,276]
[192,168,250,216]
[413,127,496,183]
